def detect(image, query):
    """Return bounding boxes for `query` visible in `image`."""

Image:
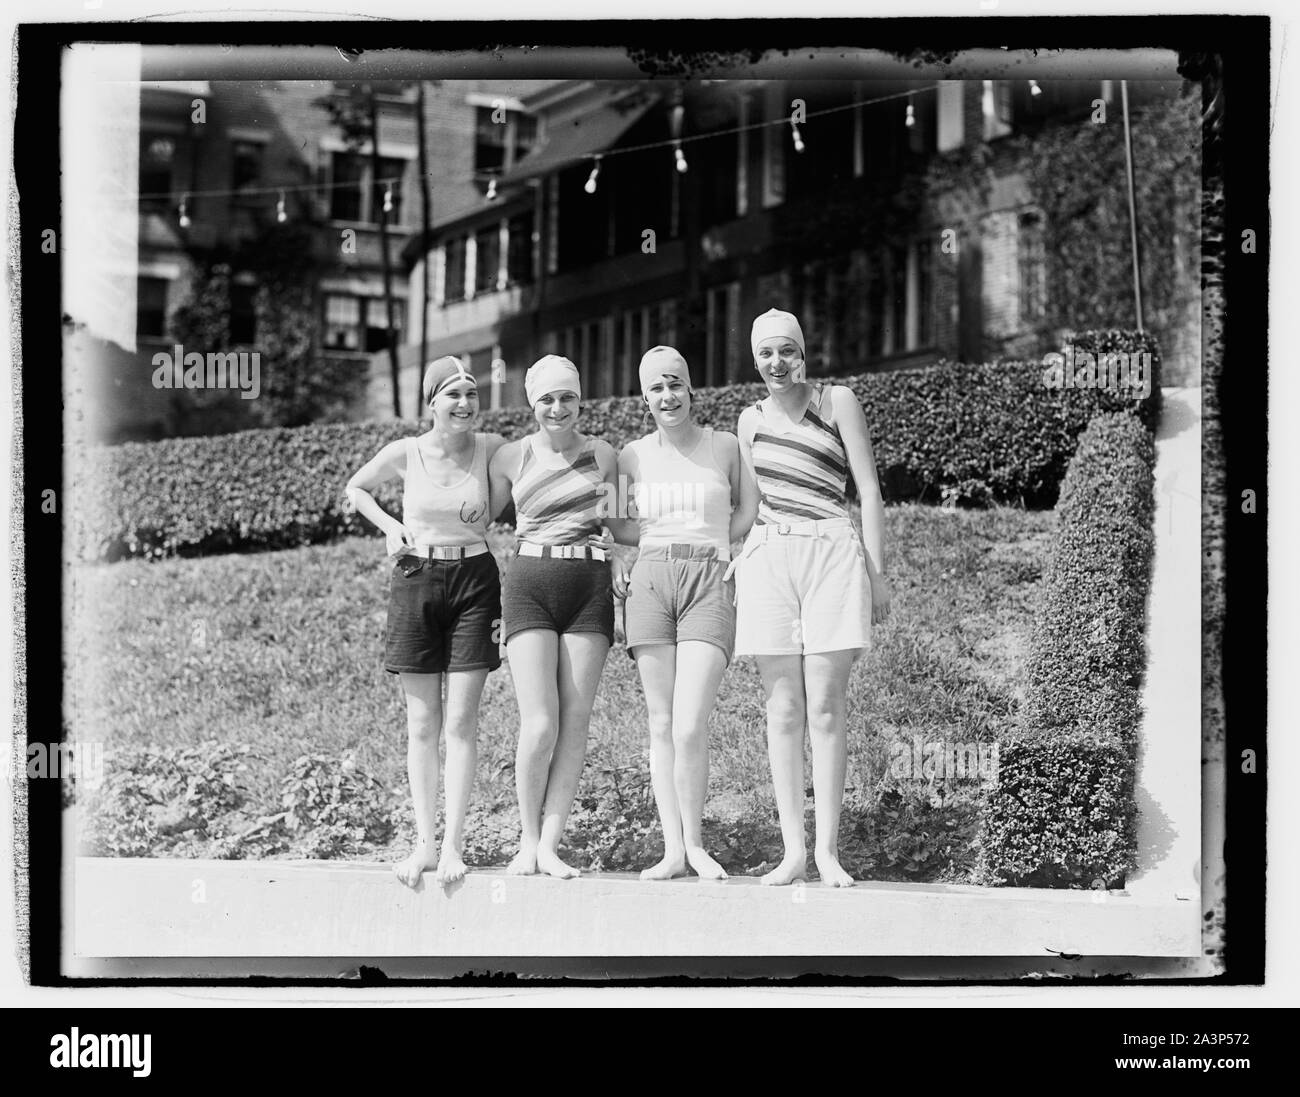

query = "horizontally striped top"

[751,383,851,524]
[512,434,606,545]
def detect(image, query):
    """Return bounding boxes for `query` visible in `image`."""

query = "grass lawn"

[70,503,1053,882]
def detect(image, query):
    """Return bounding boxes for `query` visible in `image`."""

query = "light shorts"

[731,518,873,657]
[622,543,736,664]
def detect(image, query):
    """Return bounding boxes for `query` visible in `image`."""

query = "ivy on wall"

[925,92,1201,370]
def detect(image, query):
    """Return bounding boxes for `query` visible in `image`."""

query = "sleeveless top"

[627,428,732,557]
[402,433,491,548]
[512,434,606,545]
[751,383,851,524]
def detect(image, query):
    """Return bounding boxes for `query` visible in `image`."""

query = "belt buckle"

[777,523,791,536]
[555,544,576,560]
[669,543,690,560]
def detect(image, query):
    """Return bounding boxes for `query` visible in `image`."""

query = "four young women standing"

[348,310,890,888]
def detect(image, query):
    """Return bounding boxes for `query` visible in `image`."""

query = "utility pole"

[1120,80,1144,332]
[416,81,432,417]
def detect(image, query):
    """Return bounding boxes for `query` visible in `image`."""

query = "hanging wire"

[130,83,940,204]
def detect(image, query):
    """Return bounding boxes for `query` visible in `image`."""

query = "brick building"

[379,76,1198,416]
[80,76,554,442]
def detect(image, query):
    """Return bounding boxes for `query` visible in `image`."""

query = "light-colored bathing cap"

[525,354,582,406]
[423,356,477,403]
[638,345,692,394]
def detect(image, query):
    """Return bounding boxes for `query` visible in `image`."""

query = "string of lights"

[135,81,949,212]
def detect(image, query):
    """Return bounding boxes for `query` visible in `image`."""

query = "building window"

[330,153,366,222]
[231,140,264,193]
[1019,209,1047,327]
[474,106,538,185]
[475,224,501,294]
[916,237,934,346]
[323,294,404,352]
[705,283,740,386]
[230,282,258,345]
[444,236,467,304]
[329,152,405,223]
[506,211,534,286]
[982,80,1014,140]
[140,133,175,208]
[137,276,168,338]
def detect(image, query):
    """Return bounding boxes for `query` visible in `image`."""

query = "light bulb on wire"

[791,120,805,152]
[905,101,915,128]
[177,196,191,228]
[674,143,687,173]
[584,157,601,195]
[382,183,394,214]
[485,176,498,201]
[276,190,287,223]
[1029,80,1042,97]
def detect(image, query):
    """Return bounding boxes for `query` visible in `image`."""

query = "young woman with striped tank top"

[734,309,893,888]
[488,355,619,879]
[609,346,759,881]
[346,357,507,889]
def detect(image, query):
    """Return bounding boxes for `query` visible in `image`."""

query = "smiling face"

[754,336,804,392]
[429,379,479,432]
[533,389,581,433]
[644,373,692,428]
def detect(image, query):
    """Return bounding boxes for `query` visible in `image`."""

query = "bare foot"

[537,848,581,879]
[507,846,538,875]
[685,846,728,881]
[393,841,439,889]
[814,850,855,888]
[760,853,808,886]
[640,853,688,881]
[435,846,468,885]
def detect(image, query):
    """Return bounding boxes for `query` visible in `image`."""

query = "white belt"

[723,517,856,581]
[517,542,608,562]
[401,542,490,562]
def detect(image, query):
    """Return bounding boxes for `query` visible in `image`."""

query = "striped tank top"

[512,434,606,545]
[402,433,491,548]
[628,427,732,556]
[751,383,851,524]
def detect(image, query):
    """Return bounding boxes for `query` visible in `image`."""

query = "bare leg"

[671,640,729,880]
[805,649,856,887]
[756,654,809,886]
[634,644,687,880]
[536,631,610,879]
[394,672,443,888]
[435,667,490,884]
[505,629,560,875]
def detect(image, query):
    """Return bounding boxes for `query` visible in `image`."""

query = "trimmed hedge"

[74,329,1158,562]
[978,411,1157,887]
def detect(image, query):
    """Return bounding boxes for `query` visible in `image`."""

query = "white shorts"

[731,518,873,657]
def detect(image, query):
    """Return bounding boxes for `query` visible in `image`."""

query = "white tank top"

[628,427,732,558]
[401,433,491,548]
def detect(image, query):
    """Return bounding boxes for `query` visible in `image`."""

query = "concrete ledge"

[74,858,1202,958]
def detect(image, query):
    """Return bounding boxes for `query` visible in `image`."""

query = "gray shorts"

[622,543,736,663]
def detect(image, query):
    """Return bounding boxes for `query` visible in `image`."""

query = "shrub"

[75,340,1158,563]
[977,412,1157,887]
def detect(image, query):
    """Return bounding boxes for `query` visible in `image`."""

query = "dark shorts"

[622,545,736,664]
[501,554,615,645]
[384,551,503,675]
